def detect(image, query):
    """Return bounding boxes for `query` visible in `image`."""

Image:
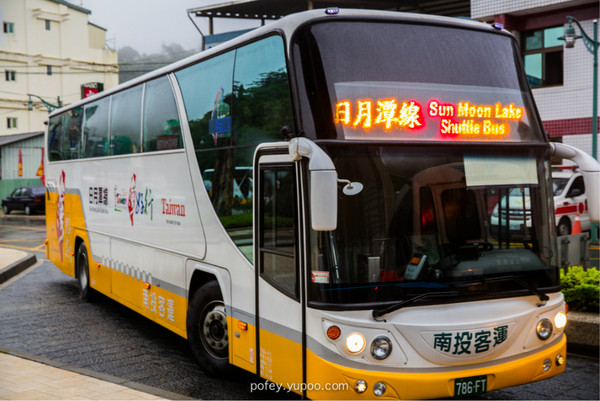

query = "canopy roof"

[188,0,470,20]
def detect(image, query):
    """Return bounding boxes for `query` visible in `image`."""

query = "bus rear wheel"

[187,281,232,375]
[76,242,95,302]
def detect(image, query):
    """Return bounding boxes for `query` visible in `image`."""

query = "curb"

[0,252,37,285]
[565,311,600,357]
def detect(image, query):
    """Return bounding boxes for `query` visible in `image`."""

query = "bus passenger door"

[255,152,304,393]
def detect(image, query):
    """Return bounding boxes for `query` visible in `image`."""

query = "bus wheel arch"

[187,279,232,375]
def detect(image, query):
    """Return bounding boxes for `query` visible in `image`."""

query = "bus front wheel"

[187,281,232,375]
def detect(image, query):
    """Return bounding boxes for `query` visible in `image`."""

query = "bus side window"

[143,77,182,152]
[47,108,82,161]
[63,107,82,160]
[232,35,294,145]
[83,97,110,158]
[48,115,64,161]
[110,86,143,155]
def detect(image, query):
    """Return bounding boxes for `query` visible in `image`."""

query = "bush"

[560,266,599,313]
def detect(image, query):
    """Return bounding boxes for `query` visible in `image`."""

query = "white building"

[472,0,599,155]
[0,0,118,136]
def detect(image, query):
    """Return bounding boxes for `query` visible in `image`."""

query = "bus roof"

[49,8,508,117]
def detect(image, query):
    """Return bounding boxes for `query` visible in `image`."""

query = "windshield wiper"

[481,275,549,306]
[371,275,549,321]
[372,290,460,321]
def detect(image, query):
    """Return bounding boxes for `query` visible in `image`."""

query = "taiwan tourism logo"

[114,173,154,226]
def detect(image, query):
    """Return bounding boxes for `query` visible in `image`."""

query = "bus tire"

[187,281,232,376]
[76,242,95,302]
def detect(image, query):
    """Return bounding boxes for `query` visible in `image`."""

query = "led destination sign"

[335,98,525,140]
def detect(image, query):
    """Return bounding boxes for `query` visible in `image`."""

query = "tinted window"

[48,115,64,161]
[83,97,110,158]
[143,77,182,152]
[47,108,82,161]
[110,86,143,155]
[176,35,294,261]
[233,36,294,146]
[261,165,297,295]
[176,50,235,151]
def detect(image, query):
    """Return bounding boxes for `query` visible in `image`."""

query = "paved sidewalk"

[0,352,165,400]
[0,248,182,400]
[0,247,36,284]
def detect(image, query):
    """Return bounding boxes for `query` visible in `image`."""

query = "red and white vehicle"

[552,165,590,236]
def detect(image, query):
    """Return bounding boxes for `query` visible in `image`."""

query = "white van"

[489,166,590,236]
[552,166,590,235]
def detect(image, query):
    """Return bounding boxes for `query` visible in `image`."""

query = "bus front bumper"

[305,334,566,400]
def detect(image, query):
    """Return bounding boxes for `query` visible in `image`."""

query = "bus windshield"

[294,20,543,143]
[308,145,558,307]
[295,20,558,307]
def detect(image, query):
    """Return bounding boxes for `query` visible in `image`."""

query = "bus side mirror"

[289,138,338,231]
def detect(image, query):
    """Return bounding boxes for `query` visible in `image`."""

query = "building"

[190,0,599,157]
[473,0,599,156]
[0,132,44,200]
[0,0,118,137]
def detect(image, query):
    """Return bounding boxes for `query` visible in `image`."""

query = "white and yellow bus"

[45,8,598,399]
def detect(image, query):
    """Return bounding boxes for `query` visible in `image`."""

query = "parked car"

[1,186,46,215]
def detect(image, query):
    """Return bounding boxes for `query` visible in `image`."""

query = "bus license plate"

[454,375,487,398]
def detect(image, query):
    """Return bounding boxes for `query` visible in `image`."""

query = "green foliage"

[219,213,253,229]
[560,266,599,313]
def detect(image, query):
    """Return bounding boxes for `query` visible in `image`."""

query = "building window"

[45,19,51,30]
[522,26,564,88]
[7,117,17,129]
[3,22,14,33]
[47,65,52,76]
[5,70,16,81]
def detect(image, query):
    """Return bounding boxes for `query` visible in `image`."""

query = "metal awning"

[188,0,471,21]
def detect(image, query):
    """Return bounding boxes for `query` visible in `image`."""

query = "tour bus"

[44,8,600,399]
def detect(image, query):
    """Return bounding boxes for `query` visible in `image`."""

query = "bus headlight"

[346,333,366,353]
[370,336,392,360]
[536,318,553,340]
[554,311,567,330]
